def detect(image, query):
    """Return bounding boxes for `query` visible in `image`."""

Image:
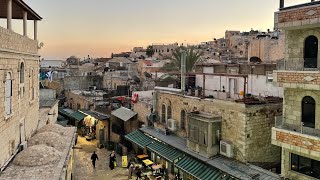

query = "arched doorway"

[302,96,316,128]
[304,36,318,68]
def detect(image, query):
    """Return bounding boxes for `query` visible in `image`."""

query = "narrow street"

[73,136,128,180]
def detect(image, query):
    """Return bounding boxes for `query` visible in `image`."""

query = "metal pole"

[181,51,187,94]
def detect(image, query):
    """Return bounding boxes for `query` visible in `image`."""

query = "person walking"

[91,151,99,168]
[109,151,116,170]
[128,162,134,179]
[135,167,142,180]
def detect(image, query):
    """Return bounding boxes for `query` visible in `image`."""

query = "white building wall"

[196,74,283,98]
[247,75,283,97]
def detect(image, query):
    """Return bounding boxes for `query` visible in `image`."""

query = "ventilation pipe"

[181,50,187,94]
[280,0,284,9]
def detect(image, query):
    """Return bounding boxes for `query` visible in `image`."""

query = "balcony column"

[34,20,38,41]
[23,11,27,36]
[7,0,12,30]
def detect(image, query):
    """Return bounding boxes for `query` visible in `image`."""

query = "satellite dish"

[144,72,152,78]
[132,75,140,84]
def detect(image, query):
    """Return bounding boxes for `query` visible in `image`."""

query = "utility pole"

[181,50,187,94]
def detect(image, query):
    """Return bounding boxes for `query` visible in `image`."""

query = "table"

[152,164,162,170]
[137,154,149,159]
[142,159,154,166]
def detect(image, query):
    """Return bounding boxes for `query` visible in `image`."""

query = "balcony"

[274,60,320,88]
[275,1,320,30]
[272,117,320,156]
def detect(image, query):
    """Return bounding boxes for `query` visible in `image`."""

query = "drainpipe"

[181,51,187,94]
[280,0,284,9]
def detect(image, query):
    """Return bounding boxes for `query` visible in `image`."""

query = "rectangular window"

[291,153,320,179]
[266,71,273,83]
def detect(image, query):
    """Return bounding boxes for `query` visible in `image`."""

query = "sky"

[11,0,308,59]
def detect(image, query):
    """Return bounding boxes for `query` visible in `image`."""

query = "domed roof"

[37,124,68,137]
[13,145,61,166]
[28,132,66,152]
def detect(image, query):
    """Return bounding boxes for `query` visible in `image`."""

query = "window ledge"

[4,113,14,120]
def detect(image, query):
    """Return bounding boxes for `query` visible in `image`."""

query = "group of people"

[90,150,117,170]
[90,151,151,180]
[127,161,149,180]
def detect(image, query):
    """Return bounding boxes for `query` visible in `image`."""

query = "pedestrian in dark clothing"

[91,151,99,168]
[136,167,142,180]
[109,151,116,170]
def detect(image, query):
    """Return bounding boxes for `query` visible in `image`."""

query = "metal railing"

[276,59,320,71]
[274,116,320,137]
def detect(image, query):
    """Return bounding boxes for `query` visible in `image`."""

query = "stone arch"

[296,90,320,128]
[299,30,320,68]
[180,109,187,130]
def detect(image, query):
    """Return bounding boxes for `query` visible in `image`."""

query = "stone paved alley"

[73,136,128,180]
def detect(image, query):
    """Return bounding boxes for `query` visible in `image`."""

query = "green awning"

[70,111,87,122]
[176,156,227,180]
[57,120,69,127]
[125,130,154,148]
[59,108,71,117]
[57,114,66,121]
[147,141,183,163]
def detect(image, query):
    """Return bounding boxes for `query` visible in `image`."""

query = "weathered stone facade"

[283,88,320,129]
[155,91,282,165]
[272,2,320,179]
[275,2,320,29]
[0,28,40,169]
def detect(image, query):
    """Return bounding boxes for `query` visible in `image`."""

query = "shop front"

[80,110,110,145]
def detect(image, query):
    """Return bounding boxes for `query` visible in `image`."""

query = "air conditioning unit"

[167,119,178,131]
[220,140,233,158]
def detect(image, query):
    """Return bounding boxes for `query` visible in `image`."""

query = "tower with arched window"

[272,1,320,179]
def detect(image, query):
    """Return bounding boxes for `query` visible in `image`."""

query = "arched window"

[5,72,12,116]
[20,62,24,83]
[304,36,318,68]
[302,96,316,128]
[181,110,186,130]
[167,105,172,120]
[161,104,166,123]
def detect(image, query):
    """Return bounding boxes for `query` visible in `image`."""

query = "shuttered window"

[5,72,12,116]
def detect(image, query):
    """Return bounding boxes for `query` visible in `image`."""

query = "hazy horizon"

[9,0,308,60]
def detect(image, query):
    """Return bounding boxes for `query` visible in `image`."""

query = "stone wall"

[65,91,93,110]
[155,91,282,165]
[0,51,39,169]
[63,76,103,91]
[133,101,152,125]
[283,88,320,129]
[0,27,38,54]
[276,71,320,86]
[248,35,285,62]
[278,5,320,24]
[38,102,59,130]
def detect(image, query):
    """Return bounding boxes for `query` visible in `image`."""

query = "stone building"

[39,89,59,129]
[130,87,282,179]
[152,43,179,59]
[154,88,282,166]
[0,0,42,171]
[272,1,320,179]
[248,32,285,63]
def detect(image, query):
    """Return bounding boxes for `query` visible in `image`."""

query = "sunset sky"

[12,0,309,59]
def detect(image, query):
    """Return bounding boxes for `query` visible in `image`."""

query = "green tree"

[146,45,155,57]
[162,46,202,72]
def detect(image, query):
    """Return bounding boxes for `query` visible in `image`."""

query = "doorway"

[304,36,318,68]
[302,96,316,128]
[229,78,237,99]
